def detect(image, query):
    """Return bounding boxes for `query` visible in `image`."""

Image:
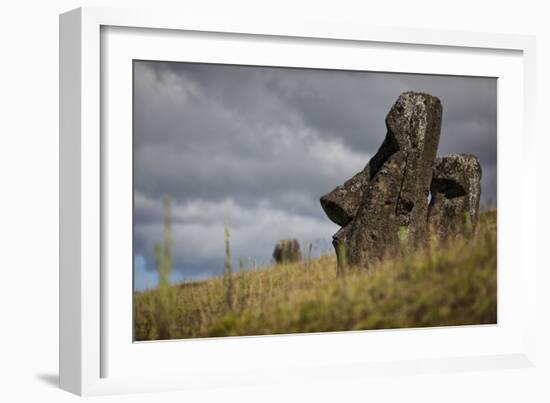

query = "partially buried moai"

[320,91,443,272]
[428,154,482,241]
[320,91,484,273]
[273,239,301,264]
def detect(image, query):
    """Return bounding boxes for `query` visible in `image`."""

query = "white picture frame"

[59,6,537,396]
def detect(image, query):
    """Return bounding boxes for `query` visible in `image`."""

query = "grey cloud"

[134,192,338,277]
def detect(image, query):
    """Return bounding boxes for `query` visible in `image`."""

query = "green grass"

[134,210,497,341]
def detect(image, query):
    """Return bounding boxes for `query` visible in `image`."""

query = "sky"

[133,61,497,290]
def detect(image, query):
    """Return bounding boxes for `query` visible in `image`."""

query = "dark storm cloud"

[133,61,497,284]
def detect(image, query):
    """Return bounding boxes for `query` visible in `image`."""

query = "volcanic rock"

[321,91,443,269]
[273,239,301,264]
[428,154,482,241]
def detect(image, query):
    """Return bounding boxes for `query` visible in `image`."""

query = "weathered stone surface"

[428,154,482,241]
[273,239,301,264]
[320,168,371,227]
[385,92,442,244]
[321,91,443,270]
[333,151,408,272]
[319,130,405,227]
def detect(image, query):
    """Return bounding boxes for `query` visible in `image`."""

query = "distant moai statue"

[273,239,302,264]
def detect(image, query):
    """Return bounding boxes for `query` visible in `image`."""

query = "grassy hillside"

[134,210,497,341]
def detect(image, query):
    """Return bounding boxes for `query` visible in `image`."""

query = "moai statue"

[428,154,482,241]
[320,92,442,271]
[273,239,301,264]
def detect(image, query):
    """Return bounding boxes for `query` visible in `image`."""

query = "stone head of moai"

[273,239,301,264]
[428,154,482,241]
[319,91,482,273]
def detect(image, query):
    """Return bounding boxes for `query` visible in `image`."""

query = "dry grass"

[134,210,497,341]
